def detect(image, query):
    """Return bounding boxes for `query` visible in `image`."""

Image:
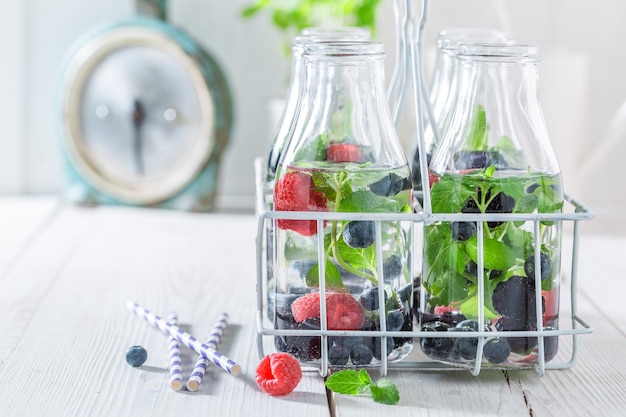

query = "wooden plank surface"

[0,196,59,277]
[0,204,329,416]
[0,200,625,416]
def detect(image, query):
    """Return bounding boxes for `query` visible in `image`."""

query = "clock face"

[61,26,215,204]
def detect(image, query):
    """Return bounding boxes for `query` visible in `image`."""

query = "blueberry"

[367,336,396,360]
[350,344,374,365]
[451,221,477,241]
[420,321,453,360]
[342,221,376,249]
[369,173,410,196]
[524,252,552,281]
[451,327,478,360]
[439,311,467,328]
[483,338,511,363]
[328,345,350,366]
[456,319,480,331]
[386,310,404,331]
[492,275,544,324]
[360,287,387,311]
[397,282,413,303]
[542,326,559,362]
[383,255,404,279]
[125,345,147,367]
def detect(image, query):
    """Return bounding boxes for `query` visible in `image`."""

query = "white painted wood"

[0,196,59,276]
[0,204,328,416]
[0,200,624,416]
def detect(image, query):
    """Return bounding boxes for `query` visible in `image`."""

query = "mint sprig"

[325,369,400,405]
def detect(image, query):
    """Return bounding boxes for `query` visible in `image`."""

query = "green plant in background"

[241,0,382,55]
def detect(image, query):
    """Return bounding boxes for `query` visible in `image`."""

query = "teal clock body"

[57,14,232,211]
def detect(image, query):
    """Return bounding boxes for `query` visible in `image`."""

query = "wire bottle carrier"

[255,0,594,377]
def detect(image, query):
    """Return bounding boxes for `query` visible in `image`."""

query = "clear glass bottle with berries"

[272,41,414,368]
[420,44,563,369]
[263,27,371,322]
[411,28,506,196]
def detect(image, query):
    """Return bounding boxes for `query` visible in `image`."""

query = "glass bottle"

[272,41,414,368]
[266,27,371,183]
[420,44,563,369]
[411,28,506,195]
[263,27,370,321]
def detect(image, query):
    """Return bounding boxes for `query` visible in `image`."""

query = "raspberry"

[291,292,364,330]
[291,292,321,323]
[255,353,302,396]
[274,171,328,236]
[327,143,364,163]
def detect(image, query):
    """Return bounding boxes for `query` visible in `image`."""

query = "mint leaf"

[466,104,489,151]
[325,369,370,395]
[294,134,329,161]
[325,370,399,405]
[305,261,345,290]
[465,236,516,271]
[370,377,400,405]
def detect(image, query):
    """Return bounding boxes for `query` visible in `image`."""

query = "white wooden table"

[0,197,624,417]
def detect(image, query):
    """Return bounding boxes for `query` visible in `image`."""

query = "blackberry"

[451,221,477,241]
[492,275,544,323]
[350,344,374,365]
[483,338,511,363]
[495,316,537,355]
[342,221,376,249]
[462,188,515,228]
[328,345,350,366]
[420,321,453,360]
[369,173,409,196]
[524,252,552,281]
[360,287,387,311]
[453,150,509,170]
[125,345,147,367]
[275,318,322,360]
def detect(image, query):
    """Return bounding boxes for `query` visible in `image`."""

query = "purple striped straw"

[126,301,241,376]
[186,312,229,392]
[166,312,183,391]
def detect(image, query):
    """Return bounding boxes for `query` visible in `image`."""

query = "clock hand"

[132,99,146,176]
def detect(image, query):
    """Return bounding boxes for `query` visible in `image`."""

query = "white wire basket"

[254,157,594,377]
[255,0,594,377]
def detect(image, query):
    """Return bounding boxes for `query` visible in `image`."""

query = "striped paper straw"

[126,301,241,376]
[166,312,183,391]
[186,312,229,392]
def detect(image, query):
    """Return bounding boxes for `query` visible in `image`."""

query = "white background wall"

[0,0,624,233]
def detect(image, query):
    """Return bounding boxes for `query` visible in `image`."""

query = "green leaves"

[325,369,400,405]
[240,0,382,36]
[466,104,489,151]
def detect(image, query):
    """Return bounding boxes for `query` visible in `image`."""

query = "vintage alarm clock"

[57,0,232,211]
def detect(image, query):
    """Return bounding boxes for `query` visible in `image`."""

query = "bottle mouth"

[437,27,507,50]
[297,26,371,42]
[458,43,540,62]
[303,41,384,59]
